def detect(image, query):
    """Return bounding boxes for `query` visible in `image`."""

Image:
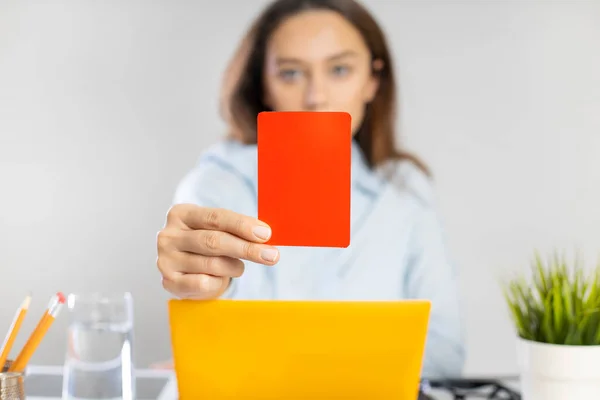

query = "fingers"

[162,274,230,300]
[177,229,280,265]
[168,204,272,243]
[157,250,245,281]
[174,253,245,277]
[159,204,280,299]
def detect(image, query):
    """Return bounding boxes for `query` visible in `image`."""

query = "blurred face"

[263,10,382,134]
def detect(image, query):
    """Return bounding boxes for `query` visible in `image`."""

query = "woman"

[157,0,465,378]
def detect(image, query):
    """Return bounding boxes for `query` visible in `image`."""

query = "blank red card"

[257,111,351,248]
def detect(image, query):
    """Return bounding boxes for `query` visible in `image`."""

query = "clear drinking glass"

[62,293,135,400]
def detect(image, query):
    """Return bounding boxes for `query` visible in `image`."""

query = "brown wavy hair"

[219,0,429,175]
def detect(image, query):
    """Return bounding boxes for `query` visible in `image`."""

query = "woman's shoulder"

[195,138,258,175]
[376,158,436,209]
[376,159,446,241]
[173,139,258,210]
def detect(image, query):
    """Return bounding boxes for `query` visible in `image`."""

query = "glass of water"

[62,292,135,400]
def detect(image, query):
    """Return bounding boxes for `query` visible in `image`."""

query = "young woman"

[156,0,465,378]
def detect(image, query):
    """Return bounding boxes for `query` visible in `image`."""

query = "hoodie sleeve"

[392,161,466,378]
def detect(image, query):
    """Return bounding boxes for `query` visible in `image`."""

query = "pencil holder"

[0,360,25,400]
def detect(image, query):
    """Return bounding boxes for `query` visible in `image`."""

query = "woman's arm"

[403,205,466,379]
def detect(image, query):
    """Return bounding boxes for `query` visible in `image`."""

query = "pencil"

[0,294,32,369]
[8,292,65,373]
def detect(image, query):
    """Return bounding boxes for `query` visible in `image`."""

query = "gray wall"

[0,0,599,376]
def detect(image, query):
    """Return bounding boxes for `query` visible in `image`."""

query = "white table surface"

[24,365,178,400]
[24,366,518,400]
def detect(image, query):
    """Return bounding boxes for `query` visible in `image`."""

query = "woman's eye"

[331,65,351,77]
[279,69,302,81]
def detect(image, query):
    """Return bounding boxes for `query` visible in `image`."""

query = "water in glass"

[62,293,135,400]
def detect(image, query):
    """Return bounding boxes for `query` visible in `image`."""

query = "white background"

[0,0,599,376]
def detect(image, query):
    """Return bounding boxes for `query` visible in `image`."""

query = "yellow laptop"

[168,299,430,399]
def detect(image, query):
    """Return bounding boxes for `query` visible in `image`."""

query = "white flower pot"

[517,337,600,400]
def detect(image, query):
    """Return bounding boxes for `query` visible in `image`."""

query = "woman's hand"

[157,204,279,299]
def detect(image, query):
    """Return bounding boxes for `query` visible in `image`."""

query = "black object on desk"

[419,378,522,400]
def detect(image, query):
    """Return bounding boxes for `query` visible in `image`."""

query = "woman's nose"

[304,77,328,111]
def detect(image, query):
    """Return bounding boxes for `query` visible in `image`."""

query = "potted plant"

[502,252,600,400]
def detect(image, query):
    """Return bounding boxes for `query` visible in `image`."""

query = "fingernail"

[253,225,271,240]
[260,248,279,262]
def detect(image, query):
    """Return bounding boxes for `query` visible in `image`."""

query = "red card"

[257,111,351,248]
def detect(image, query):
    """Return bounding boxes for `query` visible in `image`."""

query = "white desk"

[24,367,518,400]
[24,365,178,400]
